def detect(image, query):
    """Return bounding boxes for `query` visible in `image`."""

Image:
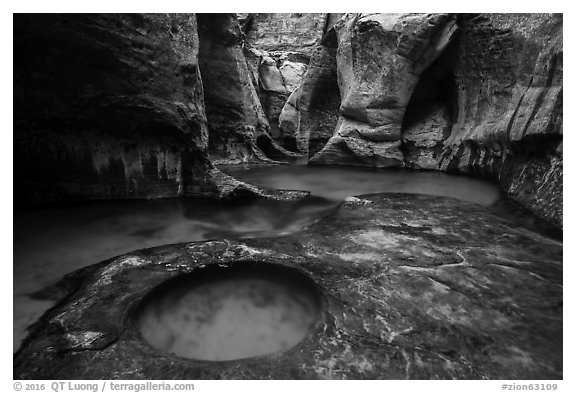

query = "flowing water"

[14,165,503,353]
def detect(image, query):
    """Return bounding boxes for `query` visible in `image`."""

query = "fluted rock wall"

[14,14,254,204]
[309,13,458,167]
[278,42,341,157]
[240,13,328,148]
[282,13,562,229]
[437,14,563,228]
[13,13,563,228]
[196,14,274,164]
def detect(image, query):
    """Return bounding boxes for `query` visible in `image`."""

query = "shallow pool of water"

[14,165,503,352]
[136,263,322,361]
[221,165,503,206]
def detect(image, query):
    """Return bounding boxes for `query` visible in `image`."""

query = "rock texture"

[196,14,271,164]
[402,101,452,170]
[247,48,310,141]
[310,14,458,167]
[278,43,341,156]
[241,13,327,55]
[197,14,300,164]
[437,14,563,229]
[13,14,258,204]
[14,193,562,379]
[240,13,331,149]
[281,13,562,229]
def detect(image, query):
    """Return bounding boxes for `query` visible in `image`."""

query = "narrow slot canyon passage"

[12,13,562,380]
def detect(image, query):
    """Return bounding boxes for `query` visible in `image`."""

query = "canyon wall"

[310,13,458,167]
[240,13,326,149]
[282,13,562,229]
[14,14,203,202]
[197,14,273,164]
[278,42,341,156]
[13,14,257,205]
[438,14,563,228]
[13,13,562,229]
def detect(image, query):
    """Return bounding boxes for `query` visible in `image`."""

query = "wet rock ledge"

[14,193,562,379]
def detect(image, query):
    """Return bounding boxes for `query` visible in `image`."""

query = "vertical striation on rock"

[13,13,260,204]
[240,13,331,154]
[13,12,563,229]
[310,13,458,167]
[197,13,298,164]
[278,41,341,156]
[196,14,270,164]
[437,13,563,228]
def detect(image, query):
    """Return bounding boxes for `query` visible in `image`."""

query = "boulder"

[259,56,287,94]
[279,60,308,92]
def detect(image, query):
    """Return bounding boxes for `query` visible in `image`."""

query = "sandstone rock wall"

[402,101,452,170]
[283,13,562,229]
[437,14,563,228]
[242,13,327,55]
[241,13,329,149]
[14,13,563,228]
[196,14,272,164]
[245,47,310,140]
[14,14,256,204]
[309,13,458,167]
[278,43,341,156]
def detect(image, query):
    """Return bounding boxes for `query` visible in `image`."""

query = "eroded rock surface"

[13,14,213,203]
[279,13,562,230]
[240,13,331,149]
[13,14,270,204]
[278,44,341,156]
[196,14,273,164]
[437,14,563,229]
[402,101,452,170]
[14,194,562,379]
[242,13,327,55]
[253,50,310,142]
[310,14,458,167]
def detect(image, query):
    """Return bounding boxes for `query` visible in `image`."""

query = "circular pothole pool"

[135,262,323,361]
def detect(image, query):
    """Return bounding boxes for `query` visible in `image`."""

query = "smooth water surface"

[137,264,322,360]
[221,165,502,206]
[14,165,502,352]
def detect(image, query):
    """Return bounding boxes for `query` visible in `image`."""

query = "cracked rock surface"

[14,193,561,379]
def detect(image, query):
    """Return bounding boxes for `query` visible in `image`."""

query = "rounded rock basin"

[135,262,324,361]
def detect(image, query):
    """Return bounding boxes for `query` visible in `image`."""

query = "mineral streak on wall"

[13,13,563,230]
[279,13,562,229]
[13,14,214,204]
[438,14,563,228]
